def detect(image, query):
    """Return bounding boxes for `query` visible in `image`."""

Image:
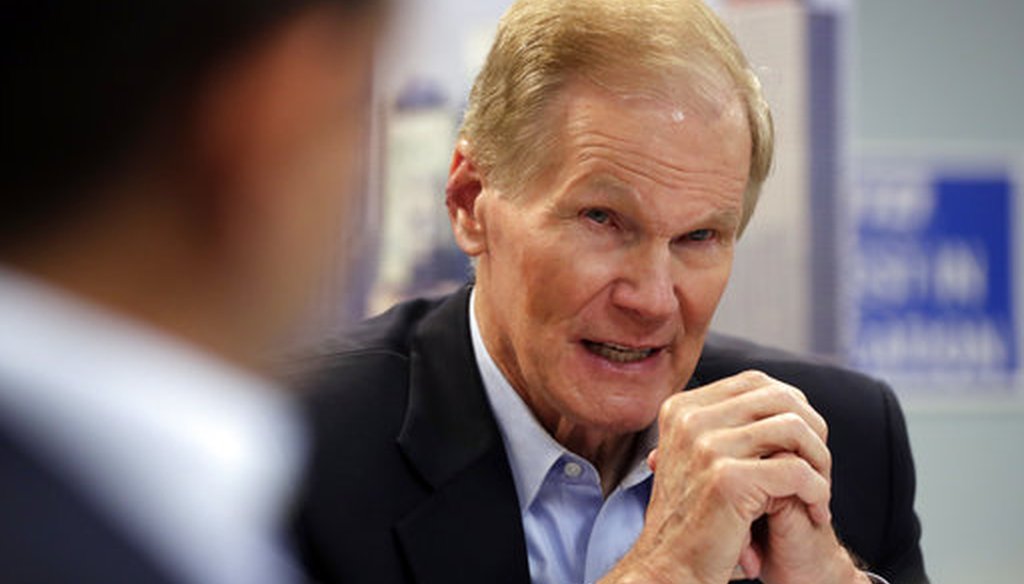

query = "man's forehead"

[572,64,744,123]
[554,76,751,166]
[493,70,749,201]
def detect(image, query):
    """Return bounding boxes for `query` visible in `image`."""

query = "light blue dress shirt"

[470,292,656,584]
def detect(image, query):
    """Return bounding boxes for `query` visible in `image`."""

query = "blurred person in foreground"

[294,1,927,583]
[0,1,383,583]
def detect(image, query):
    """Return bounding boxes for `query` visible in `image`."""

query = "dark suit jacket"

[294,287,928,584]
[0,421,180,584]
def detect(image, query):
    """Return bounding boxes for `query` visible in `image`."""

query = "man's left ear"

[446,140,488,257]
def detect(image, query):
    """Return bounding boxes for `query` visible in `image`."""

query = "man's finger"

[676,369,780,407]
[693,413,832,477]
[663,372,827,443]
[713,456,832,523]
[737,536,762,580]
[700,382,828,442]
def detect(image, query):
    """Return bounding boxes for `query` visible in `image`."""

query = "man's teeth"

[584,341,656,363]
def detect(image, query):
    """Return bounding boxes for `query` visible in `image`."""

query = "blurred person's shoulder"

[0,421,177,583]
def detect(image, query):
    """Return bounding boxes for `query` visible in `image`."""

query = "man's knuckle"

[780,411,805,430]
[692,434,718,462]
[679,408,704,431]
[761,383,787,404]
[657,398,678,425]
[736,425,756,448]
[776,383,803,405]
[784,460,812,490]
[664,405,702,437]
[708,459,736,491]
[798,460,828,494]
[741,369,771,385]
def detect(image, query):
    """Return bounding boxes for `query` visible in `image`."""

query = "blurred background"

[323,0,1024,581]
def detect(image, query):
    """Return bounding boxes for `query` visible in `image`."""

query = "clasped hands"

[602,371,870,584]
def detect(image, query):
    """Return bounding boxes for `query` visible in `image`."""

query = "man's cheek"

[685,268,732,316]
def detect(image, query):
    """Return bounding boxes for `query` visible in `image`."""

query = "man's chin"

[566,397,663,436]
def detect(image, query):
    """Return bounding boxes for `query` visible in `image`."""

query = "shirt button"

[563,461,583,478]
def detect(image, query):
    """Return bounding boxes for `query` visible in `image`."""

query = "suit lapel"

[395,287,530,584]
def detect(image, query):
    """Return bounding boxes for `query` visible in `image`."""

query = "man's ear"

[446,140,488,257]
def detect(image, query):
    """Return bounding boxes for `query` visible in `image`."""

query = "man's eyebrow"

[572,174,639,200]
[705,208,742,226]
[679,208,742,236]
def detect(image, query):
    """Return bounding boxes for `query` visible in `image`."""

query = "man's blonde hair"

[459,0,773,233]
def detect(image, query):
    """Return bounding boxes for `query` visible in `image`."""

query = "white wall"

[854,0,1024,581]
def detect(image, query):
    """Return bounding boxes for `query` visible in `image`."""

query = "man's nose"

[609,244,679,322]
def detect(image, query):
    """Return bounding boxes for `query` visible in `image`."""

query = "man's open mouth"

[582,340,660,364]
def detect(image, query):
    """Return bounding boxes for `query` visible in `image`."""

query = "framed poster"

[844,150,1020,394]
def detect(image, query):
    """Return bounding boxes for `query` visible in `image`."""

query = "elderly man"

[0,1,382,583]
[294,1,927,583]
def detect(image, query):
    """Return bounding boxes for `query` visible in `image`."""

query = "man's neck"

[547,416,643,497]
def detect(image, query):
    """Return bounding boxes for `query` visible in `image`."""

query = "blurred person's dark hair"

[1,0,379,252]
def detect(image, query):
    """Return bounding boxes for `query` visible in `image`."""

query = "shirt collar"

[469,289,654,510]
[0,266,305,584]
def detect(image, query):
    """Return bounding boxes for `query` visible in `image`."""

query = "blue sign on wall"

[848,159,1017,387]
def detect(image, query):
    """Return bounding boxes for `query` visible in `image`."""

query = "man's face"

[470,77,751,436]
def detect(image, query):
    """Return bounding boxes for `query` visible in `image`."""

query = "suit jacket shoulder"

[696,333,928,584]
[295,289,529,584]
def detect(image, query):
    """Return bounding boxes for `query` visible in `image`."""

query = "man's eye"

[583,208,611,225]
[686,229,715,242]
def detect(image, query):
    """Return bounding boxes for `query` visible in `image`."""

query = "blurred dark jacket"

[0,424,180,584]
